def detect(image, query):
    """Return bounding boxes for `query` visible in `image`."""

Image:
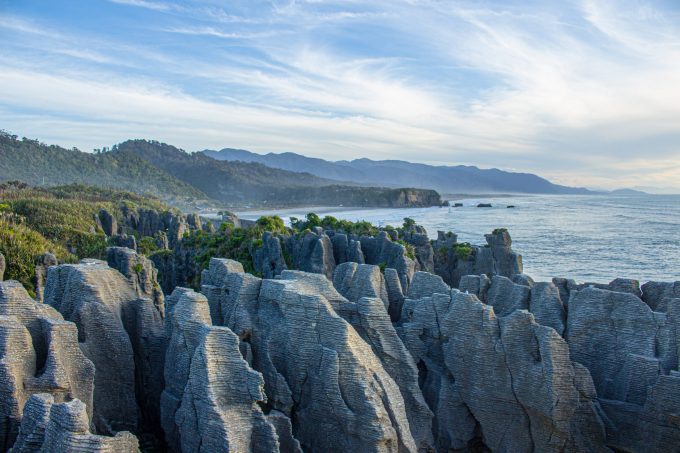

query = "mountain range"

[203,148,594,195]
[0,132,440,209]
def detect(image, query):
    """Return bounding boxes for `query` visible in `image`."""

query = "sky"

[1,0,679,191]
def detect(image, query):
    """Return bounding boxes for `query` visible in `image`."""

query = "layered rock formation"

[0,280,95,451]
[1,223,679,453]
[43,256,165,442]
[10,394,139,452]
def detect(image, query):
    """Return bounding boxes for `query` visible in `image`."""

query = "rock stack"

[0,229,678,452]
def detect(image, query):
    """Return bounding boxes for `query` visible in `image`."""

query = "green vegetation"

[0,132,207,203]
[403,217,416,230]
[396,239,416,260]
[452,242,474,260]
[0,218,74,296]
[492,228,508,235]
[290,213,379,236]
[0,183,173,295]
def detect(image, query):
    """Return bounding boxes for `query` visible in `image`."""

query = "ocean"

[236,194,680,284]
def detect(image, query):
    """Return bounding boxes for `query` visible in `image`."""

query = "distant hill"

[0,132,207,202]
[112,140,441,208]
[0,131,442,209]
[203,148,595,195]
[609,188,647,195]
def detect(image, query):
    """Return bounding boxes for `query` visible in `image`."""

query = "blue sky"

[1,0,679,190]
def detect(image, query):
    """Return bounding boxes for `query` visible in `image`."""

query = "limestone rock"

[443,293,608,452]
[642,280,680,312]
[384,268,405,322]
[161,288,212,450]
[360,232,416,291]
[566,287,658,399]
[253,232,287,279]
[287,230,336,279]
[529,282,566,336]
[31,396,139,452]
[107,247,165,316]
[44,261,164,437]
[33,253,58,303]
[213,268,420,452]
[458,274,490,302]
[98,209,118,236]
[0,281,94,450]
[485,275,530,316]
[0,252,6,281]
[406,271,450,300]
[175,326,280,453]
[333,262,389,309]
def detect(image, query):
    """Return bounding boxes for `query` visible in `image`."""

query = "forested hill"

[0,132,442,209]
[0,132,207,202]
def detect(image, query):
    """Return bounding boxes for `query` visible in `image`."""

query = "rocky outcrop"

[206,263,422,452]
[0,252,5,281]
[32,253,57,303]
[642,280,680,312]
[332,262,388,308]
[253,232,287,279]
[398,287,609,452]
[566,286,680,451]
[43,260,165,439]
[98,209,118,236]
[107,246,165,316]
[0,281,95,451]
[433,230,523,287]
[401,225,434,273]
[10,394,139,452]
[161,287,283,452]
[360,231,416,291]
[286,228,336,279]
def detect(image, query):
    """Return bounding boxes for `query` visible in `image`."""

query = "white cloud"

[1,0,680,189]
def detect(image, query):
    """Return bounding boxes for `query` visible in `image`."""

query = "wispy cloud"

[1,0,679,189]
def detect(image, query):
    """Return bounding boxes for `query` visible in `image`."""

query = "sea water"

[236,194,680,283]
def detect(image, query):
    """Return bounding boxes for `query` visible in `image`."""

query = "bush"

[0,219,73,296]
[452,242,474,260]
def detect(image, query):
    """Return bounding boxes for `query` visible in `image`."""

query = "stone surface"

[253,232,287,279]
[107,247,165,316]
[485,275,530,316]
[642,280,680,312]
[32,253,57,303]
[287,230,336,279]
[17,395,139,452]
[529,282,566,336]
[44,261,164,437]
[0,281,95,451]
[332,262,389,308]
[210,265,420,452]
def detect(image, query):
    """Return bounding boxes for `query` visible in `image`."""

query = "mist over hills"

[203,148,595,195]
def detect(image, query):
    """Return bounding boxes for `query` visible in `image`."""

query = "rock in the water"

[0,252,5,281]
